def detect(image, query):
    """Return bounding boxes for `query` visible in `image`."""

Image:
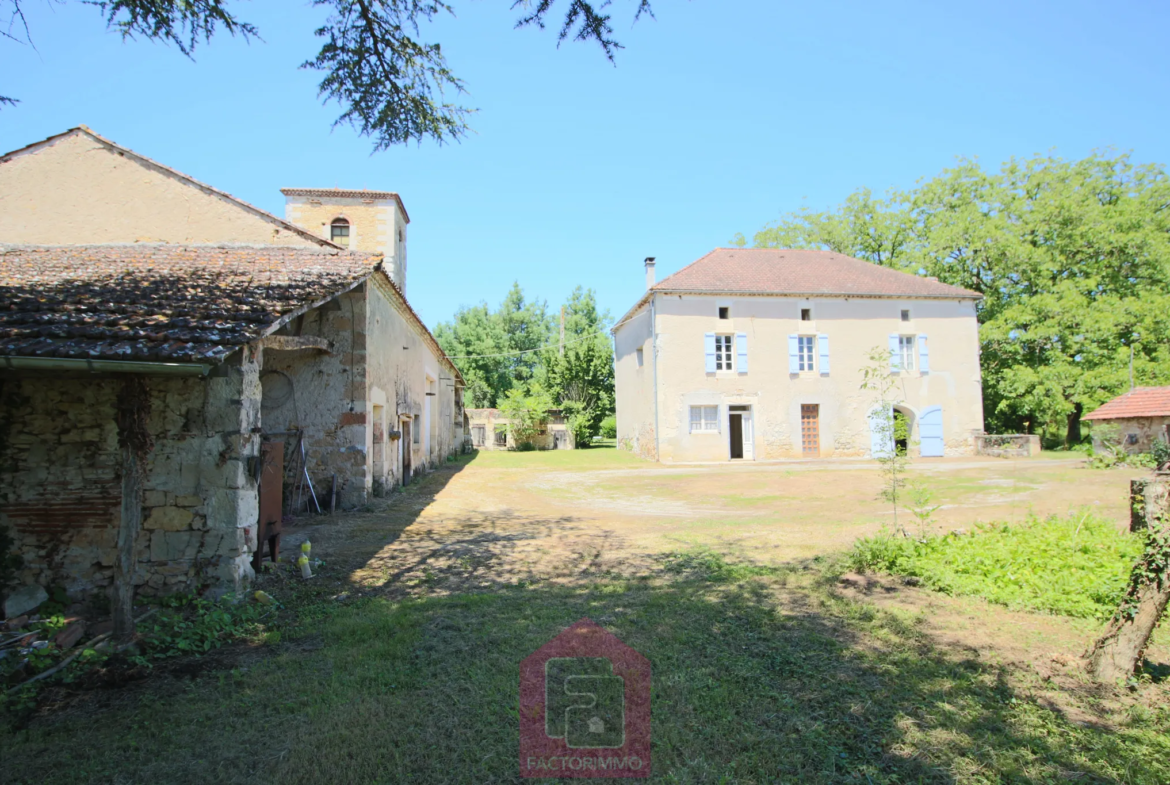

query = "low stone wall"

[0,350,261,603]
[1131,474,1170,532]
[974,434,1041,458]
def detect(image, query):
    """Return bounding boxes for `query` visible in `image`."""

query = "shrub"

[599,414,617,439]
[847,512,1142,619]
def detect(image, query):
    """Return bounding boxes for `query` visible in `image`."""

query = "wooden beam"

[260,335,333,353]
[113,376,152,644]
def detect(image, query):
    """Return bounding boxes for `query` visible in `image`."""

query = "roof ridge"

[1,127,344,251]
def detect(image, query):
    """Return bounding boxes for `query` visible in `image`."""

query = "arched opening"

[330,217,350,247]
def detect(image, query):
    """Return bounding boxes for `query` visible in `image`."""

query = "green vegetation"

[437,284,615,445]
[848,512,1143,619]
[739,152,1170,445]
[5,559,1170,783]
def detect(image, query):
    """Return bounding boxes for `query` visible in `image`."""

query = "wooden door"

[801,404,820,457]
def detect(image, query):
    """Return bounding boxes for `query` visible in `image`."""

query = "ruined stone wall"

[0,349,262,601]
[261,288,370,510]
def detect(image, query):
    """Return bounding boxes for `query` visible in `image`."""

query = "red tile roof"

[0,244,381,363]
[1083,387,1170,421]
[652,248,982,299]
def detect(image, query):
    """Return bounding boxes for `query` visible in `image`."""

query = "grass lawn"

[4,559,1170,784]
[3,452,1167,783]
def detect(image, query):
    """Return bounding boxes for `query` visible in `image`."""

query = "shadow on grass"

[5,566,1169,783]
[4,464,1168,784]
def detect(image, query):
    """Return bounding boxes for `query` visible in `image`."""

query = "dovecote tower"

[281,188,410,292]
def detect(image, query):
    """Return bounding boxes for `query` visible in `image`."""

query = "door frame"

[727,404,753,461]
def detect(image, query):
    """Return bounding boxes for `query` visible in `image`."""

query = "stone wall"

[0,349,262,602]
[1091,417,1170,455]
[974,434,1041,458]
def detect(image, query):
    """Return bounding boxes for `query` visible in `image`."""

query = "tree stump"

[1086,474,1170,682]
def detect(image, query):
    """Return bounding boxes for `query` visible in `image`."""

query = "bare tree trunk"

[113,376,153,644]
[1065,402,1083,448]
[1085,487,1170,682]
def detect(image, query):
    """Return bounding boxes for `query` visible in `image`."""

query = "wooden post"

[113,376,152,644]
[560,306,565,357]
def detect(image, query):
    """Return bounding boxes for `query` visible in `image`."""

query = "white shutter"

[818,334,830,375]
[788,334,799,373]
[736,333,748,374]
[888,334,901,373]
[918,335,930,374]
[704,333,716,373]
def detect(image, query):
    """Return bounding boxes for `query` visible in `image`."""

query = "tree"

[498,386,554,449]
[860,346,911,536]
[537,286,615,446]
[434,282,552,408]
[1,0,655,146]
[743,152,1170,444]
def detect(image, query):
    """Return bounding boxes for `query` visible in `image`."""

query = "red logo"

[519,618,651,778]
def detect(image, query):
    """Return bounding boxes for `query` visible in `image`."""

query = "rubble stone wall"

[0,348,262,602]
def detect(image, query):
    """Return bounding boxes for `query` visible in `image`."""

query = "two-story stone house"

[614,248,984,462]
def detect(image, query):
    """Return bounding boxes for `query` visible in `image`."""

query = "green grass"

[465,443,650,470]
[848,512,1143,619]
[4,559,1169,784]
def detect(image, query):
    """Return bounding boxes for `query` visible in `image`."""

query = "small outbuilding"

[466,408,574,451]
[1083,386,1170,454]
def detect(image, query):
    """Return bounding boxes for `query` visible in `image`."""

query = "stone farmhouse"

[613,248,984,462]
[466,408,575,451]
[0,126,463,605]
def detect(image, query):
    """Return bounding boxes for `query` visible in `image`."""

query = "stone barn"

[0,244,463,611]
[1083,387,1170,454]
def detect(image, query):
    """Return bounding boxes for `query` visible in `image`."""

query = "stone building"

[0,127,463,603]
[1083,387,1170,454]
[466,408,575,451]
[614,249,984,462]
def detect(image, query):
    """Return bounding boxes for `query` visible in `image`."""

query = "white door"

[742,410,754,460]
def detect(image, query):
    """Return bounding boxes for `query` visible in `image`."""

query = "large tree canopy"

[435,283,615,444]
[1,0,654,146]
[739,152,1170,444]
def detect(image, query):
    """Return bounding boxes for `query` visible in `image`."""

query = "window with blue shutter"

[888,333,901,373]
[736,333,748,374]
[788,334,799,373]
[918,335,930,374]
[704,333,716,373]
[818,334,830,375]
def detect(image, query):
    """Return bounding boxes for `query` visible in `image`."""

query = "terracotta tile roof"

[281,188,410,223]
[1083,387,1170,421]
[652,248,982,299]
[1,127,343,250]
[0,244,381,364]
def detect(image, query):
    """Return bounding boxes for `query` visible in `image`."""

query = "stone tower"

[281,188,410,291]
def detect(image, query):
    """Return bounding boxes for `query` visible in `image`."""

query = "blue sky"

[3,1,1168,329]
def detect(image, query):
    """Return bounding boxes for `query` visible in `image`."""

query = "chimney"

[644,257,656,291]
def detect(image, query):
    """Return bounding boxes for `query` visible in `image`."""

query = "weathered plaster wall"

[366,276,461,487]
[615,294,983,462]
[0,350,262,601]
[262,288,370,510]
[0,131,321,248]
[284,196,408,291]
[613,306,656,460]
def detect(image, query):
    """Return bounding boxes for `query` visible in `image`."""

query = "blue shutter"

[788,334,799,373]
[919,405,944,457]
[869,406,894,458]
[818,334,830,375]
[704,333,716,373]
[918,334,930,374]
[888,333,901,373]
[736,333,748,374]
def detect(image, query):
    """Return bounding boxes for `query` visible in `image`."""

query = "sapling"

[861,347,913,536]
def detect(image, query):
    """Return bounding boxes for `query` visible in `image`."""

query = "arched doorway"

[893,406,914,455]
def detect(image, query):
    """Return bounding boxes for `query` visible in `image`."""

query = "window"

[718,306,730,320]
[331,218,350,247]
[690,405,719,433]
[636,347,644,367]
[798,335,816,371]
[900,309,911,322]
[899,336,916,371]
[495,426,508,447]
[413,414,421,444]
[801,308,812,322]
[715,335,734,370]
